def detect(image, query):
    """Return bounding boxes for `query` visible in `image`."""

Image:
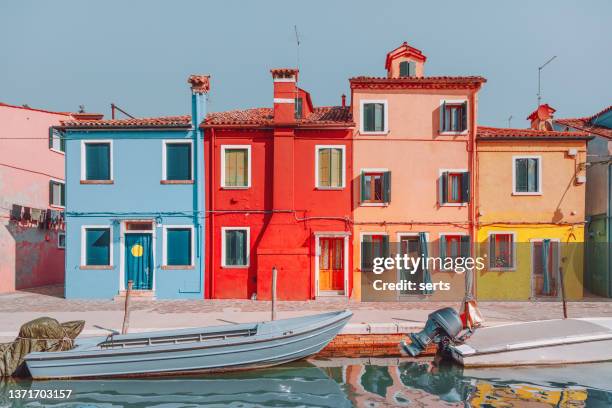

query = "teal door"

[125,233,153,290]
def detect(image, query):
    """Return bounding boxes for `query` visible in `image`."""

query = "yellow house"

[475,105,591,300]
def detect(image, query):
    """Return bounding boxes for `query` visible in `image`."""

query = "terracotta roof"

[203,106,352,127]
[270,68,299,77]
[555,106,612,139]
[61,115,192,129]
[477,126,591,140]
[350,76,486,90]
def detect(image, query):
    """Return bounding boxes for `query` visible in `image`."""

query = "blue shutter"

[167,228,191,265]
[166,144,191,181]
[461,172,470,202]
[86,228,110,265]
[382,171,391,203]
[86,143,110,180]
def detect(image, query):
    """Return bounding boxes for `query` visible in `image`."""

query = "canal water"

[1,358,611,407]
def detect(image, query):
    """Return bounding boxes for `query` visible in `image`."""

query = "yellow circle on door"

[131,244,144,257]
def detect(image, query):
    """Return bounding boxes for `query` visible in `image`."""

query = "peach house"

[350,42,486,301]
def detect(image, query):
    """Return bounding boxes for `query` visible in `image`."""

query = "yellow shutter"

[225,149,248,187]
[319,149,330,187]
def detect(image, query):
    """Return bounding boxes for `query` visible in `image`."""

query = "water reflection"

[1,359,612,407]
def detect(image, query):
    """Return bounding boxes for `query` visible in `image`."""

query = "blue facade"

[64,92,207,299]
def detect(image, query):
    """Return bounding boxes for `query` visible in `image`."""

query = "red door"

[319,238,344,291]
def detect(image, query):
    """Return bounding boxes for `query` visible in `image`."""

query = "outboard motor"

[401,307,463,357]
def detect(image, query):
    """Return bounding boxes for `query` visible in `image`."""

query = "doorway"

[318,237,345,294]
[125,233,153,290]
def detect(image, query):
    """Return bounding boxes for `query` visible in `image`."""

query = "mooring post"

[122,280,133,334]
[271,267,278,321]
[559,267,568,319]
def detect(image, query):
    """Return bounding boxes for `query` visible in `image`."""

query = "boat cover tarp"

[0,317,84,377]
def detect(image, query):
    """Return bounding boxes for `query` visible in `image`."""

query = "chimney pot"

[188,75,211,94]
[341,94,346,107]
[271,68,298,123]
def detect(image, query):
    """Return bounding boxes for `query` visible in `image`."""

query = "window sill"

[438,131,468,136]
[50,148,65,155]
[80,265,113,270]
[360,131,389,136]
[80,180,114,185]
[512,192,542,196]
[315,186,345,191]
[488,267,516,272]
[221,265,249,269]
[160,180,194,185]
[161,265,195,270]
[360,202,389,207]
[221,186,250,190]
[440,203,468,207]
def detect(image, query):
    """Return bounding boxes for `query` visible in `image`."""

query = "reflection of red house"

[203,68,354,300]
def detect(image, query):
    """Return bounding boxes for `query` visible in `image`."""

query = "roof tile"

[61,115,192,129]
[477,126,590,140]
[203,106,352,127]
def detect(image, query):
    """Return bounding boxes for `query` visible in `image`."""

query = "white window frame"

[221,227,250,268]
[49,178,65,209]
[439,99,469,135]
[512,155,543,195]
[315,145,346,189]
[162,139,194,181]
[220,145,251,189]
[438,232,469,269]
[359,99,389,135]
[438,168,468,207]
[80,140,114,181]
[487,231,517,271]
[57,232,66,249]
[81,225,113,267]
[360,168,389,207]
[49,128,65,154]
[162,225,195,267]
[359,231,389,271]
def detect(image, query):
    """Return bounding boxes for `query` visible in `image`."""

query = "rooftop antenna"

[294,25,301,73]
[111,103,135,120]
[508,115,513,128]
[537,55,557,107]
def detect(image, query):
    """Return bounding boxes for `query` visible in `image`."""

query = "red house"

[203,68,354,300]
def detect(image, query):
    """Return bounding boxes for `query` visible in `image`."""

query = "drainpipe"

[188,75,210,295]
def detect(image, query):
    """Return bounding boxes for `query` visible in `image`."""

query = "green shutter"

[382,171,391,203]
[440,102,446,132]
[167,228,191,265]
[166,143,191,181]
[399,61,409,77]
[460,235,470,257]
[360,172,367,202]
[60,183,65,206]
[516,159,528,192]
[295,98,303,119]
[489,236,496,267]
[363,104,374,132]
[86,228,110,265]
[361,235,372,271]
[86,143,111,180]
[461,101,468,131]
[439,172,448,204]
[225,230,246,266]
[408,62,416,77]
[439,235,447,259]
[49,180,53,206]
[382,235,389,257]
[461,171,470,202]
[48,128,53,149]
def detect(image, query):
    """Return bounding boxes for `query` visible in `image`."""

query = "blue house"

[61,75,209,299]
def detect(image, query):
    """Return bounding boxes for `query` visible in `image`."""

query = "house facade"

[475,105,590,300]
[203,68,353,300]
[555,106,612,298]
[0,103,71,292]
[350,42,486,301]
[61,76,208,299]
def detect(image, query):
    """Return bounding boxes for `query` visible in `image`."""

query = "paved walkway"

[1,285,611,341]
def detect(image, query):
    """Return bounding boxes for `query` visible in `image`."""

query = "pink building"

[0,102,73,292]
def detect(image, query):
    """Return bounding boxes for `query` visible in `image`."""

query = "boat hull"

[25,310,352,379]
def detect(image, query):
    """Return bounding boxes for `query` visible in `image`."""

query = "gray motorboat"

[24,310,352,379]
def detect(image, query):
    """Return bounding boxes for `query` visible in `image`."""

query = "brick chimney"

[527,104,556,130]
[271,68,298,124]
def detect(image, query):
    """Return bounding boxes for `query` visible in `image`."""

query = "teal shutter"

[374,103,384,132]
[48,128,53,149]
[360,172,367,202]
[542,239,551,295]
[460,235,470,257]
[489,236,496,267]
[440,102,446,132]
[60,132,66,152]
[167,228,191,265]
[419,232,433,293]
[382,171,391,203]
[461,172,470,202]
[399,61,409,77]
[166,143,191,181]
[439,172,448,204]
[382,235,389,257]
[363,104,374,132]
[86,143,111,180]
[440,235,447,259]
[408,62,416,77]
[60,183,65,206]
[86,228,110,265]
[48,180,53,206]
[225,230,246,266]
[361,235,372,271]
[461,101,468,131]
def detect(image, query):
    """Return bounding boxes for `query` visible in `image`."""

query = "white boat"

[448,317,612,367]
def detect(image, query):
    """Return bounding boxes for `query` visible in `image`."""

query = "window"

[222,145,250,188]
[82,141,112,181]
[440,235,470,268]
[361,101,387,133]
[163,141,192,181]
[83,227,111,266]
[440,101,467,133]
[164,227,193,266]
[514,156,541,194]
[49,128,65,153]
[49,180,65,207]
[489,233,515,270]
[399,61,416,77]
[360,171,391,204]
[532,239,560,297]
[222,228,249,267]
[439,171,469,204]
[316,146,345,188]
[361,234,389,272]
[295,97,303,119]
[58,232,66,249]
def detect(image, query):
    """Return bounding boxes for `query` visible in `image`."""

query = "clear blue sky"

[1,0,610,127]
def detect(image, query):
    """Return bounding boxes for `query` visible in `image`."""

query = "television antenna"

[537,56,557,106]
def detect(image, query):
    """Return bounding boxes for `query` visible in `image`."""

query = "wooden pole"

[121,280,133,334]
[559,267,568,319]
[271,267,277,321]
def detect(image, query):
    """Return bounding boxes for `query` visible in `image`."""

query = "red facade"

[203,69,354,300]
